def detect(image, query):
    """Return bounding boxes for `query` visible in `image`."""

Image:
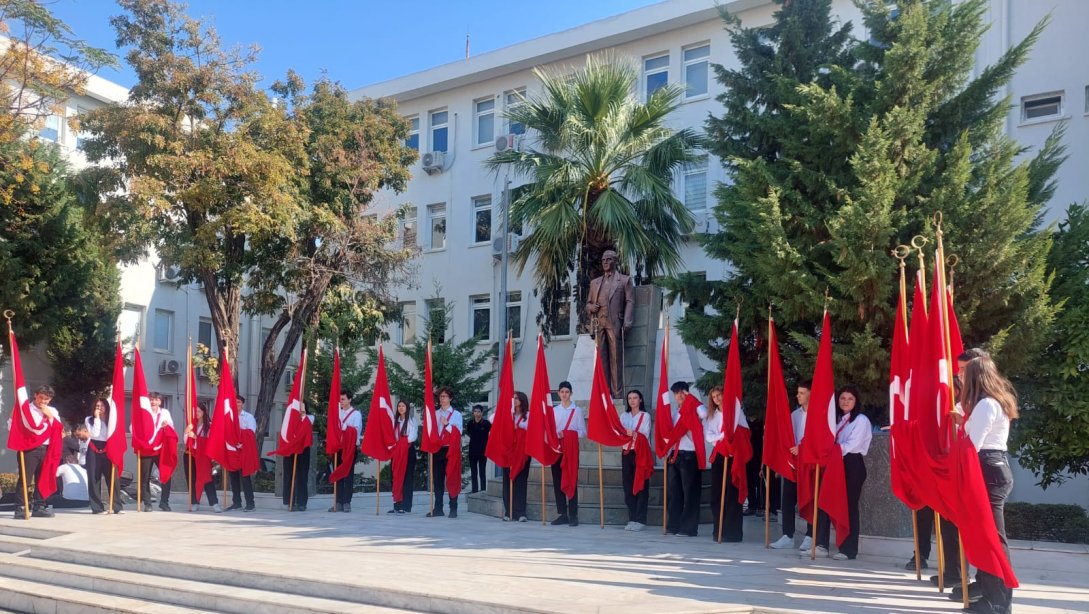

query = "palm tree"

[487,55,703,335]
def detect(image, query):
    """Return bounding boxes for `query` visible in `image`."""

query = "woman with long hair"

[502,391,531,522]
[620,389,652,531]
[183,403,221,513]
[85,398,122,514]
[390,400,419,514]
[704,385,744,542]
[960,356,1018,613]
[815,385,872,560]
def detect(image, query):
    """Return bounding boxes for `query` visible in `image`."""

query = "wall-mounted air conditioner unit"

[421,151,446,174]
[159,359,182,376]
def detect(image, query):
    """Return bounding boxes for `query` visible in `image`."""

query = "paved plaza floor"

[1,491,1086,613]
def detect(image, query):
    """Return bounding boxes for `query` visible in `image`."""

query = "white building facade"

[350,0,1089,506]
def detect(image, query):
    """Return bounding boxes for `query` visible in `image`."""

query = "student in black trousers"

[816,386,872,560]
[390,400,418,514]
[502,392,530,522]
[620,390,651,530]
[665,382,707,537]
[466,405,491,493]
[705,386,744,542]
[959,356,1017,614]
[85,398,123,514]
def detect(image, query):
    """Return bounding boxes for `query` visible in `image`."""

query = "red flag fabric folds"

[762,319,796,482]
[361,347,396,462]
[207,356,242,471]
[444,426,463,499]
[653,336,673,459]
[670,395,707,470]
[328,427,358,483]
[6,332,53,452]
[105,342,128,472]
[711,319,753,503]
[587,353,628,447]
[525,334,560,467]
[419,341,442,454]
[560,433,580,499]
[391,437,410,503]
[485,338,516,467]
[324,349,342,457]
[631,433,654,495]
[270,350,310,457]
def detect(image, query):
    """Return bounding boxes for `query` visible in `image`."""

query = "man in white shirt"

[666,381,707,537]
[228,395,257,512]
[14,385,61,519]
[549,381,586,527]
[329,391,363,512]
[138,392,175,512]
[427,387,464,518]
[771,382,815,550]
[47,453,90,508]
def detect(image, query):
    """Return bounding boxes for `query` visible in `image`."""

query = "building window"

[470,295,491,340]
[1021,92,1063,122]
[198,318,216,354]
[426,298,446,344]
[153,309,174,352]
[683,156,708,211]
[430,110,448,153]
[644,54,669,100]
[504,88,526,135]
[39,114,60,142]
[401,205,417,247]
[399,302,417,345]
[549,297,572,337]
[506,291,522,340]
[406,116,419,151]
[75,106,90,150]
[118,305,144,349]
[472,196,492,244]
[474,97,495,147]
[683,44,710,99]
[427,203,446,250]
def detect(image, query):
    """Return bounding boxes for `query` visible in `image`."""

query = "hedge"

[1005,502,1089,544]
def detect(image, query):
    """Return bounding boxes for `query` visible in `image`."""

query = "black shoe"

[92,509,105,515]
[569,517,579,527]
[426,510,445,517]
[387,508,398,514]
[449,509,458,519]
[470,489,479,494]
[159,503,171,512]
[341,503,350,513]
[296,506,306,512]
[397,509,407,514]
[930,574,963,587]
[551,515,569,526]
[244,505,255,512]
[961,597,998,612]
[142,503,152,512]
[327,503,341,513]
[226,503,242,511]
[905,556,929,570]
[950,581,983,603]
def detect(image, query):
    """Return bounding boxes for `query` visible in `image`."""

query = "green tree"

[666,0,1062,418]
[1014,203,1089,487]
[486,55,703,335]
[0,134,119,419]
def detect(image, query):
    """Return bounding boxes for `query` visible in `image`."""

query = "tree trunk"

[201,268,242,374]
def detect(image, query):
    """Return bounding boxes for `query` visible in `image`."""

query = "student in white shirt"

[47,453,90,509]
[666,381,708,537]
[620,390,651,531]
[139,392,175,512]
[549,380,586,527]
[815,385,872,560]
[502,391,531,522]
[389,400,419,514]
[960,356,1017,614]
[329,391,363,512]
[771,382,814,549]
[14,385,60,519]
[228,394,256,512]
[427,387,464,518]
[85,398,123,514]
[705,385,745,542]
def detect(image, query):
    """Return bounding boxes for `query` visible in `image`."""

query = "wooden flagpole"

[894,251,922,580]
[509,471,514,520]
[764,466,771,548]
[109,467,117,514]
[597,443,604,529]
[332,451,339,508]
[717,458,728,543]
[912,510,921,580]
[288,348,307,512]
[660,320,670,535]
[811,465,820,560]
[428,453,433,513]
[6,317,31,521]
[376,460,381,516]
[187,337,194,512]
[137,456,143,512]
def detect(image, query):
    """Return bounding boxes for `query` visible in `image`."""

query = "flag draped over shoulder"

[653,335,673,459]
[105,341,128,472]
[419,340,442,454]
[587,352,627,447]
[711,319,752,504]
[185,353,212,496]
[525,334,559,467]
[361,346,396,462]
[762,318,795,482]
[129,348,154,455]
[270,350,312,457]
[207,356,242,471]
[670,394,707,470]
[5,330,63,498]
[326,347,357,484]
[444,422,463,499]
[485,337,516,467]
[797,312,851,548]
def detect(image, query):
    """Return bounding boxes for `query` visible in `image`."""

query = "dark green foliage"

[1004,502,1089,544]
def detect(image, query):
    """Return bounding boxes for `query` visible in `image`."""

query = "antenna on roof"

[465,32,470,60]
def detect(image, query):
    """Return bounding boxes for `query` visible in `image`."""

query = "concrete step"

[480,476,708,507]
[0,574,217,614]
[0,554,412,614]
[0,534,43,554]
[466,491,719,527]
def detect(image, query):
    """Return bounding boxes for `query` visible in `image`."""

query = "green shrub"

[1005,502,1089,544]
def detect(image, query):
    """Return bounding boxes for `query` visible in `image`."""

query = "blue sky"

[52,0,665,90]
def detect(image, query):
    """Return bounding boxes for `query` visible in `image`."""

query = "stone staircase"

[467,434,715,526]
[0,525,422,614]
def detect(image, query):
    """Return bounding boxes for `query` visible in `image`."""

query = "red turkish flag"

[653,334,673,458]
[207,356,242,471]
[797,312,851,547]
[762,318,796,482]
[711,319,753,503]
[485,337,516,467]
[5,330,63,498]
[670,394,707,470]
[105,341,128,472]
[324,349,342,456]
[361,346,396,462]
[419,340,442,454]
[184,353,211,496]
[890,272,924,510]
[524,334,560,466]
[444,425,463,498]
[270,350,311,457]
[587,352,628,447]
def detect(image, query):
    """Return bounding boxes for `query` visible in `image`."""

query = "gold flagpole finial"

[3,310,14,333]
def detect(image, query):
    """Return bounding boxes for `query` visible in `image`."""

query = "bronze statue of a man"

[586,250,634,398]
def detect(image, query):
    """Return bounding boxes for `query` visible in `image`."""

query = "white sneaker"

[190,505,199,512]
[630,522,645,532]
[798,536,813,551]
[810,546,829,558]
[770,535,794,549]
[213,504,223,513]
[830,552,849,560]
[624,521,635,531]
[518,516,528,522]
